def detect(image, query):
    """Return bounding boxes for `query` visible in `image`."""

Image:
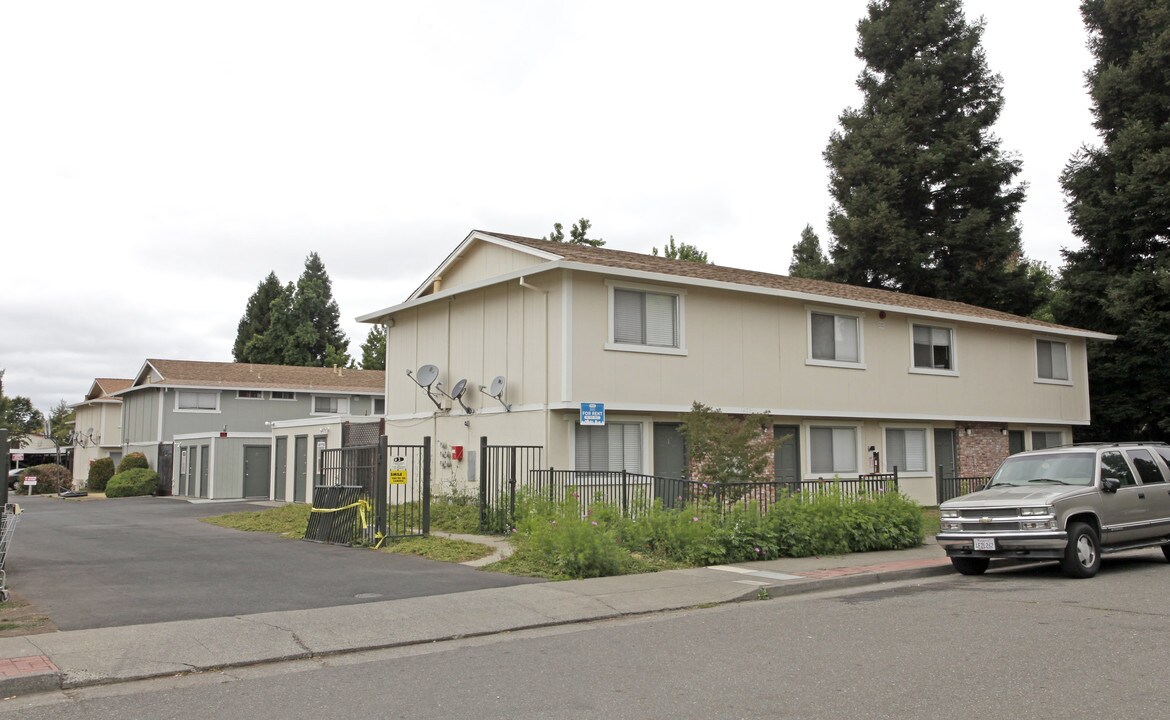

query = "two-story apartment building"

[357,230,1113,506]
[116,359,385,499]
[71,378,132,484]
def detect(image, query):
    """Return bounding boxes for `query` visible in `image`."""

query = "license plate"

[973,537,996,551]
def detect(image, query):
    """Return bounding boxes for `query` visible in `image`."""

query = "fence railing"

[937,474,990,503]
[522,469,900,518]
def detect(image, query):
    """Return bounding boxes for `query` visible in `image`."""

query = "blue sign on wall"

[580,402,606,426]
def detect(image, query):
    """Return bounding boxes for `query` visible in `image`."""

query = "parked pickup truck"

[936,443,1170,578]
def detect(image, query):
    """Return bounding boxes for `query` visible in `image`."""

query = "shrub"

[106,468,160,498]
[18,464,73,495]
[117,452,150,473]
[87,457,116,492]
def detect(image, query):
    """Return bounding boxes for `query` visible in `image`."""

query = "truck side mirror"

[1101,477,1121,494]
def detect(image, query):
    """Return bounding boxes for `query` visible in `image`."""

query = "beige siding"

[438,241,547,290]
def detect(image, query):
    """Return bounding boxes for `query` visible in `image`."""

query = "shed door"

[274,436,288,501]
[243,445,271,498]
[294,436,308,503]
[199,445,210,499]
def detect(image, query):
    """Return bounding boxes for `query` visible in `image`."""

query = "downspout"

[519,276,550,456]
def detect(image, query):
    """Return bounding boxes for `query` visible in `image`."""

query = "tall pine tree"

[240,281,296,365]
[285,252,350,367]
[359,325,387,370]
[824,0,1044,316]
[789,225,832,280]
[232,272,285,362]
[1055,0,1170,440]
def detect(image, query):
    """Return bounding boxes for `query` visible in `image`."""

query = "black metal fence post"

[621,469,629,516]
[478,436,488,531]
[376,435,388,538]
[422,436,431,535]
[507,446,517,528]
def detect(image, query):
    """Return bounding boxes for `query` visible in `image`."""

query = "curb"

[0,656,61,698]
[1,563,958,696]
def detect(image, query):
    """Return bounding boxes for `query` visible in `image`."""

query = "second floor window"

[613,288,679,348]
[809,312,860,364]
[313,396,349,414]
[912,325,953,371]
[237,390,262,399]
[176,391,218,411]
[1036,339,1069,382]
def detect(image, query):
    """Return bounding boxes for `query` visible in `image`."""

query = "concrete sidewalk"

[0,540,954,697]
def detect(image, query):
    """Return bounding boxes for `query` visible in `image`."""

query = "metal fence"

[314,436,431,543]
[479,439,543,532]
[525,470,900,518]
[937,474,990,503]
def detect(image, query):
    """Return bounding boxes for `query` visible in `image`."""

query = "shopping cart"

[0,503,21,603]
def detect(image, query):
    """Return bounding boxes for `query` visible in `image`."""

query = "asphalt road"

[7,551,1170,719]
[4,495,540,630]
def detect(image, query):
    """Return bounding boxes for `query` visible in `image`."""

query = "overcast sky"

[1,1,1097,414]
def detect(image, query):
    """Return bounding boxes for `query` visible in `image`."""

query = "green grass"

[921,507,940,536]
[377,536,494,563]
[201,503,311,538]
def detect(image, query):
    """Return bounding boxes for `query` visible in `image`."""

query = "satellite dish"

[86,427,95,436]
[489,375,506,397]
[450,379,468,400]
[415,364,439,388]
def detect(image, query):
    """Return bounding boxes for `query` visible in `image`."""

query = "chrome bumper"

[936,531,1068,558]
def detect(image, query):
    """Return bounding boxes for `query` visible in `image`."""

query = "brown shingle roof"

[478,231,1092,335]
[133,360,384,394]
[94,378,132,397]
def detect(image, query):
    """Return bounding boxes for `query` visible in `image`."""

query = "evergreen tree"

[242,282,296,365]
[544,218,605,247]
[652,235,709,263]
[1055,0,1170,440]
[360,325,387,370]
[233,272,285,362]
[284,252,350,367]
[824,0,1043,316]
[48,399,74,448]
[789,225,833,279]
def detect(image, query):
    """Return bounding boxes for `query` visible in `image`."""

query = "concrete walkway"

[0,538,955,697]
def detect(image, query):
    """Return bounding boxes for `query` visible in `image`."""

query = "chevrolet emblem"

[979,517,992,524]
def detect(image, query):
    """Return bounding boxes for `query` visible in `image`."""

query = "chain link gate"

[310,436,431,545]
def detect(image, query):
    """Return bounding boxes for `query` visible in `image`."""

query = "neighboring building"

[115,359,385,499]
[357,230,1113,506]
[71,378,132,484]
[269,416,383,503]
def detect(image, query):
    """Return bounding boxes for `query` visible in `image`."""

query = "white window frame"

[807,424,861,476]
[237,390,263,400]
[605,280,687,356]
[311,395,350,415]
[175,390,220,413]
[573,420,645,473]
[805,307,866,369]
[908,321,958,376]
[881,425,931,475]
[271,391,297,401]
[1034,336,1072,385]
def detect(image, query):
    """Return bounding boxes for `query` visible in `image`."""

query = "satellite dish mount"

[478,375,511,412]
[435,377,475,414]
[406,364,443,410]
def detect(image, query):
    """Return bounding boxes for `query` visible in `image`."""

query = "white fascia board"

[173,432,271,441]
[545,401,1090,426]
[269,415,365,430]
[553,261,1115,341]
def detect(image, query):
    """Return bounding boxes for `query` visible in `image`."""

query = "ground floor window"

[884,428,927,472]
[575,422,643,473]
[1031,430,1064,450]
[809,426,857,474]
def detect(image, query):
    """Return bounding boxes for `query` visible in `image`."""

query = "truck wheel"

[1060,522,1101,578]
[951,556,990,576]
[1161,543,1170,563]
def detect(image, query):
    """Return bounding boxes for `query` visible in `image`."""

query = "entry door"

[653,423,687,479]
[199,445,210,499]
[774,425,800,483]
[293,436,308,503]
[274,437,288,501]
[178,447,190,496]
[243,446,271,498]
[934,429,957,479]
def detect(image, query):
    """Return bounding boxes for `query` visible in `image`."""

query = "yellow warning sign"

[389,456,409,485]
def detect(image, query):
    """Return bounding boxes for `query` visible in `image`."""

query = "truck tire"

[951,556,990,576]
[1060,522,1101,578]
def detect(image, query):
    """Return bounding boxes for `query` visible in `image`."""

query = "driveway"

[4,496,541,631]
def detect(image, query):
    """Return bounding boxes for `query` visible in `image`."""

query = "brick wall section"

[957,423,1009,477]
